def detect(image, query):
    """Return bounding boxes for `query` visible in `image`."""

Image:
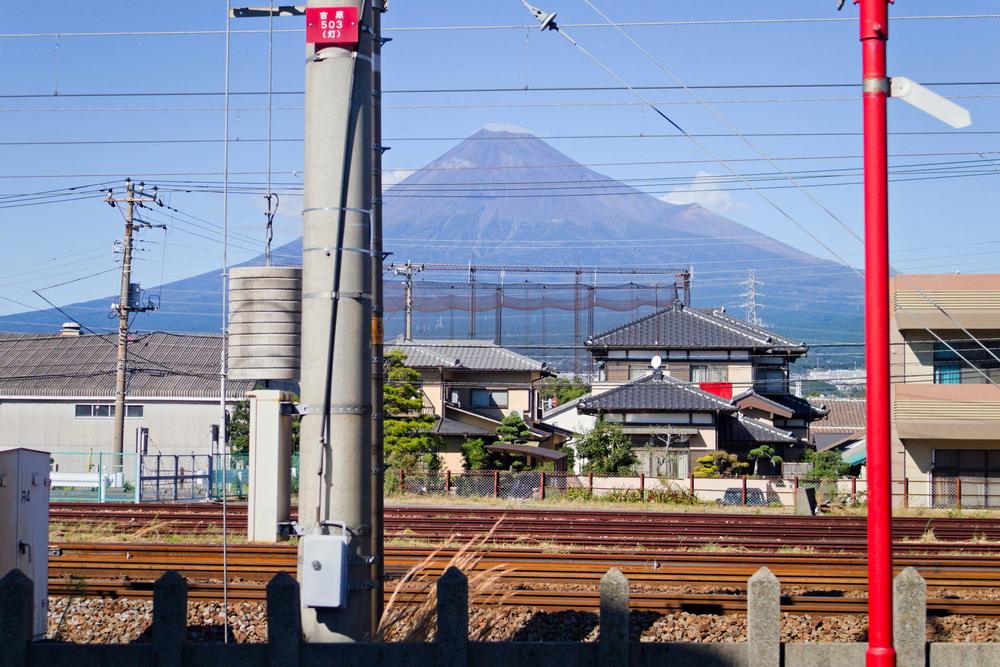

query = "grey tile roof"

[809,397,866,433]
[587,304,805,352]
[722,416,796,443]
[578,372,736,413]
[433,416,493,437]
[0,332,253,399]
[386,338,548,373]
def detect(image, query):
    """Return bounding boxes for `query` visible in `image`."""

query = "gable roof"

[578,372,736,413]
[0,332,252,399]
[732,389,828,420]
[722,415,797,443]
[386,338,549,373]
[587,304,805,353]
[808,397,866,433]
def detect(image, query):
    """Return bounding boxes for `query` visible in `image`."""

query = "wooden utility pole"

[105,179,159,458]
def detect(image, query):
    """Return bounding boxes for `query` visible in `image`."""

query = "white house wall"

[0,399,229,456]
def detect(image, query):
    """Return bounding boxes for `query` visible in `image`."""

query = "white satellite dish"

[651,355,662,370]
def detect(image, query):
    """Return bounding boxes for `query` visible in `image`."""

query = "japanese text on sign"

[305,6,360,46]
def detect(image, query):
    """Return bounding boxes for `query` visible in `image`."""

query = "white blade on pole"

[890,76,972,129]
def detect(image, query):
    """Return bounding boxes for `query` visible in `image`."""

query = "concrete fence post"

[267,572,302,667]
[493,470,499,498]
[0,569,33,667]
[747,567,780,667]
[894,567,927,667]
[153,570,188,667]
[599,568,630,667]
[436,567,469,667]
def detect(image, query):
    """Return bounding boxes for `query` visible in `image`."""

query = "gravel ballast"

[46,596,1000,644]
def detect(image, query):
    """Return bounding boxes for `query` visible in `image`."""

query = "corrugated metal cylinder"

[228,266,302,381]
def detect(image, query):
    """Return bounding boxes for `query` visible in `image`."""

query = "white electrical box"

[0,448,51,638]
[299,533,348,608]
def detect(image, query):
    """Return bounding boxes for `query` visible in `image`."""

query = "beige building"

[890,274,1000,507]
[385,339,568,472]
[0,330,250,459]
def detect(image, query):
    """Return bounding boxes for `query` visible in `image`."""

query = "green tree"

[693,452,749,478]
[747,445,783,476]
[539,376,590,407]
[227,399,300,455]
[383,350,442,471]
[496,411,531,444]
[461,438,490,471]
[576,421,637,475]
[802,449,851,480]
[558,443,576,471]
[227,400,250,454]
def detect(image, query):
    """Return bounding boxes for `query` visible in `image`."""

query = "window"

[934,364,962,384]
[470,389,507,408]
[690,365,728,383]
[755,367,786,394]
[74,404,144,418]
[691,413,713,425]
[629,366,651,380]
[929,340,1000,385]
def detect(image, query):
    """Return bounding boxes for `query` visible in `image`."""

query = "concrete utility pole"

[298,0,375,642]
[105,179,159,458]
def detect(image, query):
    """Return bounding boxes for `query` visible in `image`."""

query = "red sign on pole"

[305,6,360,46]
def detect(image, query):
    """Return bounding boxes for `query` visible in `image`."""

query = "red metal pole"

[540,470,546,500]
[589,472,594,499]
[445,469,451,495]
[741,475,747,506]
[639,473,645,501]
[860,1,894,664]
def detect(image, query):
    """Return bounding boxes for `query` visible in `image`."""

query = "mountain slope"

[0,129,863,345]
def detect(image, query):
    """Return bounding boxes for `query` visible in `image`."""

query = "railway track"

[49,502,1000,553]
[47,542,1000,616]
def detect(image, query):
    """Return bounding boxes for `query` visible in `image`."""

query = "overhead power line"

[1,13,999,39]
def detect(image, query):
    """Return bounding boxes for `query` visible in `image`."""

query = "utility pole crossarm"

[230,5,305,17]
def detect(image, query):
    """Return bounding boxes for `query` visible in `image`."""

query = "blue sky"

[2,1,999,319]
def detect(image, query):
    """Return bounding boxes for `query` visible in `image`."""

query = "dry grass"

[49,521,244,544]
[378,520,512,642]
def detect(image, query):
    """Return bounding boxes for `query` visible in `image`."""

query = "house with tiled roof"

[570,302,824,474]
[385,338,569,471]
[0,328,250,457]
